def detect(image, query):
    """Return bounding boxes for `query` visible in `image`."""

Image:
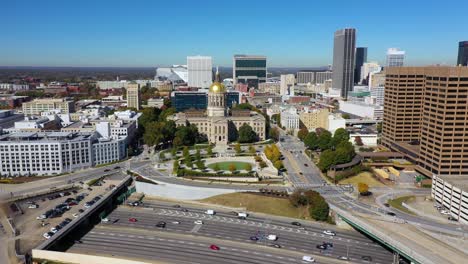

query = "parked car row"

[43,218,72,239]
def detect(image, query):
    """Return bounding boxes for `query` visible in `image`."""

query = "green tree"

[228,163,236,172]
[259,161,267,168]
[196,160,205,170]
[244,163,252,171]
[174,124,200,147]
[297,127,309,141]
[317,130,332,150]
[171,148,177,157]
[238,124,257,143]
[331,128,350,147]
[269,127,280,141]
[309,195,330,221]
[248,144,256,155]
[289,190,309,207]
[304,132,318,150]
[195,149,201,161]
[172,160,179,174]
[318,149,336,171]
[335,141,355,164]
[185,155,193,168]
[183,146,189,158]
[207,145,213,156]
[235,143,242,154]
[143,121,165,146]
[213,163,221,171]
[341,113,351,119]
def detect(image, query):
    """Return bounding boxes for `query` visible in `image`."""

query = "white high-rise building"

[187,56,213,88]
[360,62,381,83]
[280,74,295,95]
[386,48,405,67]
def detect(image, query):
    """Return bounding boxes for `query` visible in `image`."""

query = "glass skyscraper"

[233,55,267,89]
[458,41,468,66]
[354,47,367,84]
[332,28,356,98]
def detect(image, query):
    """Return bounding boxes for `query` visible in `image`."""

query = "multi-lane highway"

[71,228,339,264]
[68,201,394,263]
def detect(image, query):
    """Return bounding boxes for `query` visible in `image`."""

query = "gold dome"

[209,81,226,93]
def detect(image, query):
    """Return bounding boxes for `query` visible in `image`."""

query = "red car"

[210,245,220,250]
[129,218,137,222]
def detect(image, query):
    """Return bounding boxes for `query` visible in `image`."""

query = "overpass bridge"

[333,205,465,264]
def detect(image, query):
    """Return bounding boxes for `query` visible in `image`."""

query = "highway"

[70,227,348,264]
[88,202,394,263]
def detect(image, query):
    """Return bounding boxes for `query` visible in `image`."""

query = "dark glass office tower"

[458,41,468,66]
[354,47,367,84]
[233,55,267,89]
[332,28,356,98]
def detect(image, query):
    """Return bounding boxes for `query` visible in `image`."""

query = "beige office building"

[22,98,74,115]
[299,108,329,131]
[382,66,468,178]
[258,82,281,94]
[127,82,141,110]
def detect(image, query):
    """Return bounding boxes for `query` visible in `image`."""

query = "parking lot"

[12,172,126,253]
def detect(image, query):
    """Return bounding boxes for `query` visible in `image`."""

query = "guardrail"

[35,175,132,250]
[332,205,433,264]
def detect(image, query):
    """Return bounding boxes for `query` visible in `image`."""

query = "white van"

[205,209,215,215]
[238,212,248,218]
[267,234,277,241]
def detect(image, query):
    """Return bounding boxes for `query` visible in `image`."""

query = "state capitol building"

[170,72,266,145]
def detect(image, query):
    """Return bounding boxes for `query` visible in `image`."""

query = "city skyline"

[2,0,467,67]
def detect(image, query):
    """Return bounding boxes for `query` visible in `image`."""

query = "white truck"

[237,212,248,219]
[205,209,215,215]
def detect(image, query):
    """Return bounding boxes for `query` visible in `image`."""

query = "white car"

[302,256,315,262]
[323,230,336,236]
[28,204,39,209]
[172,221,180,224]
[72,213,80,218]
[36,214,47,220]
[205,209,215,215]
[194,220,203,225]
[43,232,52,239]
[101,218,109,223]
[267,234,278,241]
[440,210,450,215]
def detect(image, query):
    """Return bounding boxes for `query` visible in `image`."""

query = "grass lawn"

[208,161,251,171]
[199,192,310,219]
[339,172,385,187]
[388,195,415,215]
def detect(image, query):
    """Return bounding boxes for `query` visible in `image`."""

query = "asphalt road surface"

[87,202,393,264]
[70,228,346,264]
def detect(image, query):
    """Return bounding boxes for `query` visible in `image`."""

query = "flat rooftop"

[436,175,468,190]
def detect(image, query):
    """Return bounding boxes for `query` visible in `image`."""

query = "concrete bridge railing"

[332,205,433,264]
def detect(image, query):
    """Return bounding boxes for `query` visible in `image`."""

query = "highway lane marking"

[115,209,371,247]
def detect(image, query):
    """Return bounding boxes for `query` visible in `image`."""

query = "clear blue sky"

[2,0,467,67]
